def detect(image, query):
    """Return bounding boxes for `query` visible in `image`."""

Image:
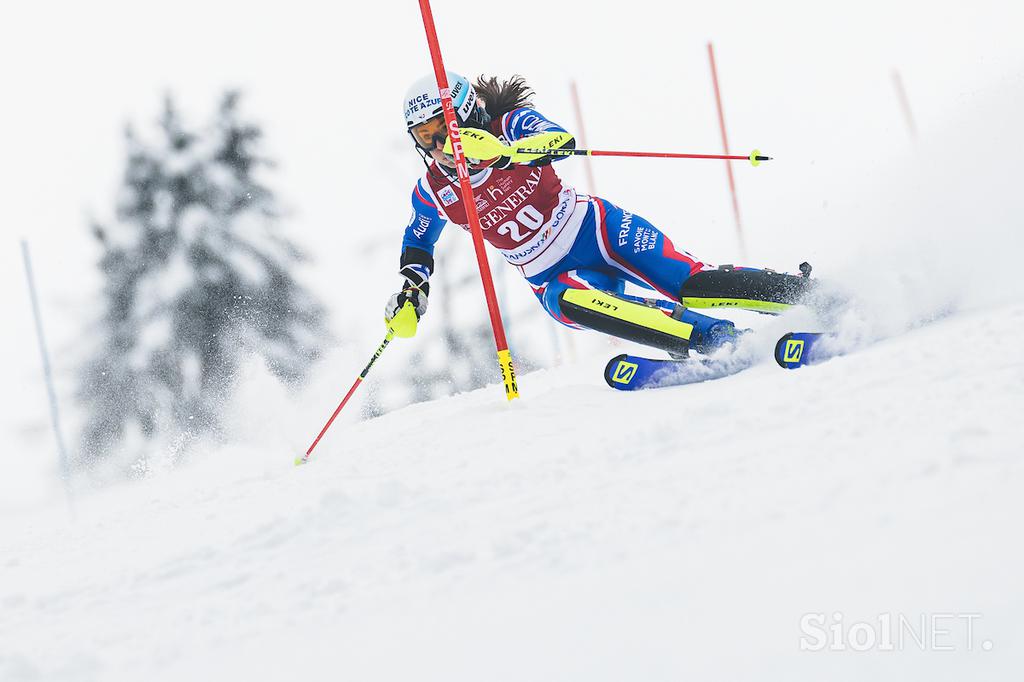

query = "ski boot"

[558,289,744,360]
[669,304,744,358]
[680,262,816,314]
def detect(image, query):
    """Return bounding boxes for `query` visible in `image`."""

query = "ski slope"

[2,302,1022,681]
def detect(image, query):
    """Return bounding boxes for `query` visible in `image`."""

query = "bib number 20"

[497,205,544,243]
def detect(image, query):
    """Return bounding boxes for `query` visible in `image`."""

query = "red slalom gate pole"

[569,80,598,195]
[707,42,748,260]
[891,69,918,141]
[418,0,518,400]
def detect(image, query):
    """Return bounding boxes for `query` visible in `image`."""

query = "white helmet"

[403,71,480,130]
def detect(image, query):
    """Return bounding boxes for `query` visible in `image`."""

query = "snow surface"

[2,304,1023,681]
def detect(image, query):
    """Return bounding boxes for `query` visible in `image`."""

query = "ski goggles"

[410,115,447,149]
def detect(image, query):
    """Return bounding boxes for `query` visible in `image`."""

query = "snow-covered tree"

[78,91,327,470]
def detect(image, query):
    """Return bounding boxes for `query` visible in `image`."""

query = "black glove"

[385,285,427,322]
[387,247,433,323]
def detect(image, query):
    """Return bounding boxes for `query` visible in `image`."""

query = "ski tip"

[604,354,639,390]
[775,333,798,368]
[775,332,823,369]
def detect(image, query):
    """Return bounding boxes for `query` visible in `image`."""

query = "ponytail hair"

[474,75,535,119]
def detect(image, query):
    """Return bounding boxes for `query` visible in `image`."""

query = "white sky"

[2,0,1022,505]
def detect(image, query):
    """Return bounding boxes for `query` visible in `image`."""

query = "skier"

[386,72,816,358]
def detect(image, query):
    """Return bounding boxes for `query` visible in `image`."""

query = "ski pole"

[514,147,772,166]
[295,303,418,466]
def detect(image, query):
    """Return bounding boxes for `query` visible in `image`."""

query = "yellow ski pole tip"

[749,149,773,166]
[294,456,307,466]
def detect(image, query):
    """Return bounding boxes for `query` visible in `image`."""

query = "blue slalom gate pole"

[21,240,73,500]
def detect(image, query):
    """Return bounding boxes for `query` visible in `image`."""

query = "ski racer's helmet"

[403,71,490,151]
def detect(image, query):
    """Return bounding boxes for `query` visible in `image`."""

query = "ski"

[604,331,839,390]
[604,352,753,391]
[774,332,835,369]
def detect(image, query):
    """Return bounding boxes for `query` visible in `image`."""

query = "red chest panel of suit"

[423,156,565,251]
